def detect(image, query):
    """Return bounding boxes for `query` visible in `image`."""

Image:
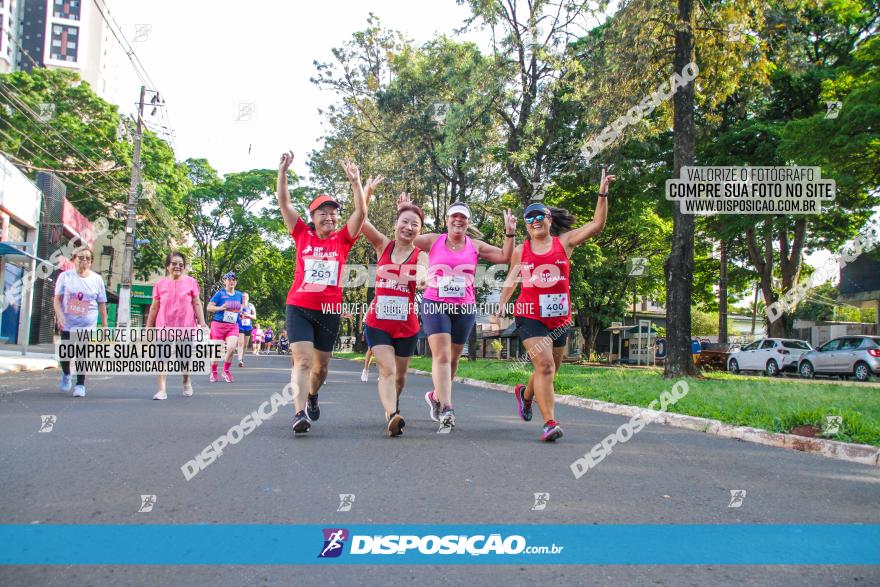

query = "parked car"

[798,336,880,382]
[727,338,813,376]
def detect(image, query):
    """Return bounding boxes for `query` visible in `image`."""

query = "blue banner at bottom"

[0,525,877,565]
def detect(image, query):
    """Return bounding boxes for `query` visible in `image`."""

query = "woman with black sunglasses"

[498,169,616,442]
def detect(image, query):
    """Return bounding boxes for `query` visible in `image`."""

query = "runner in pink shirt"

[252,325,264,354]
[146,251,208,399]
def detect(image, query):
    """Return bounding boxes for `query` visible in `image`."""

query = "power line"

[90,0,155,91]
[0,133,116,209]
[0,82,130,194]
[89,0,177,150]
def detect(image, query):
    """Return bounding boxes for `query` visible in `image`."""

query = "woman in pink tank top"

[397,194,517,432]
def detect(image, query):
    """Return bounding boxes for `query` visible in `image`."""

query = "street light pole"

[117,85,146,328]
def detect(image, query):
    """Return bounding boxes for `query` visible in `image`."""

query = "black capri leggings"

[285,305,342,353]
[60,331,86,385]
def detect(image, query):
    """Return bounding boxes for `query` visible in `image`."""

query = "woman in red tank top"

[360,191,429,437]
[498,169,616,442]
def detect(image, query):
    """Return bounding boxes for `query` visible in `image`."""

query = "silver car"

[727,338,813,376]
[798,336,880,382]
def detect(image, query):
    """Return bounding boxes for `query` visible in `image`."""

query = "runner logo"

[824,101,842,119]
[628,257,648,276]
[728,490,746,508]
[823,415,842,435]
[337,494,355,512]
[39,415,56,433]
[138,494,157,513]
[531,492,550,511]
[318,528,349,558]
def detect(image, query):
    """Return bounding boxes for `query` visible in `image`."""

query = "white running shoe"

[153,390,168,400]
[360,369,369,382]
[73,385,86,398]
[183,383,193,397]
[59,374,73,393]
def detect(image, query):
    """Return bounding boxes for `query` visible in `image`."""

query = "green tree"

[0,68,189,277]
[181,160,279,299]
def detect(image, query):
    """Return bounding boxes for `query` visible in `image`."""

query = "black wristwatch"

[505,233,516,238]
[598,192,608,198]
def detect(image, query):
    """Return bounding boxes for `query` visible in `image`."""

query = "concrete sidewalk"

[0,343,56,375]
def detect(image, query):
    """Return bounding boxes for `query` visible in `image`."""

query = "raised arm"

[277,151,301,233]
[361,219,390,253]
[497,244,523,316]
[474,209,516,264]
[342,160,368,238]
[560,170,615,253]
[359,176,390,252]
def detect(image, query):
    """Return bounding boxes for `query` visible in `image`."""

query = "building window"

[50,24,78,62]
[6,221,27,243]
[53,0,80,21]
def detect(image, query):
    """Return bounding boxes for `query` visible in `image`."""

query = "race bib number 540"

[438,275,466,299]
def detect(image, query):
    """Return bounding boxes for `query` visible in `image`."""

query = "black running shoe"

[387,412,405,437]
[292,410,311,434]
[306,393,320,421]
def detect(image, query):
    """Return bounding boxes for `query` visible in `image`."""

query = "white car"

[727,338,813,376]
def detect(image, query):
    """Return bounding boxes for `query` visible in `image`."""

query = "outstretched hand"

[599,167,617,195]
[341,159,361,184]
[279,151,294,173]
[396,192,413,210]
[503,209,516,235]
[364,176,385,198]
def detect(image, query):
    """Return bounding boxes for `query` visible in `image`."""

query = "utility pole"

[117,85,146,328]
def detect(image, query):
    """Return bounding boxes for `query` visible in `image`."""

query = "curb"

[0,360,58,376]
[340,358,880,467]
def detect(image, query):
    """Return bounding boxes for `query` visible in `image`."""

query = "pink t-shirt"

[152,276,200,328]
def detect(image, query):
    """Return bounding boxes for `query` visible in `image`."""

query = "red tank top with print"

[513,237,572,330]
[365,242,421,338]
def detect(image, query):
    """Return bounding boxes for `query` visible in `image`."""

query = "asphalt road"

[1,354,878,586]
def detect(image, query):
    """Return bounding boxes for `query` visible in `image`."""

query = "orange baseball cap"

[309,194,341,212]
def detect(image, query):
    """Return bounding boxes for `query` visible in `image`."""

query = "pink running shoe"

[209,370,218,383]
[222,370,234,383]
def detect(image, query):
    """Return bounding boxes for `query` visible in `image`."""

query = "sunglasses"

[525,214,546,224]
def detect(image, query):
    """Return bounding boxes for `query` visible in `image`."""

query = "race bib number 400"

[376,295,409,321]
[304,259,339,286]
[539,293,569,318]
[438,275,466,299]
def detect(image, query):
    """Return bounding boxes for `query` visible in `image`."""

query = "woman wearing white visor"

[399,195,516,431]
